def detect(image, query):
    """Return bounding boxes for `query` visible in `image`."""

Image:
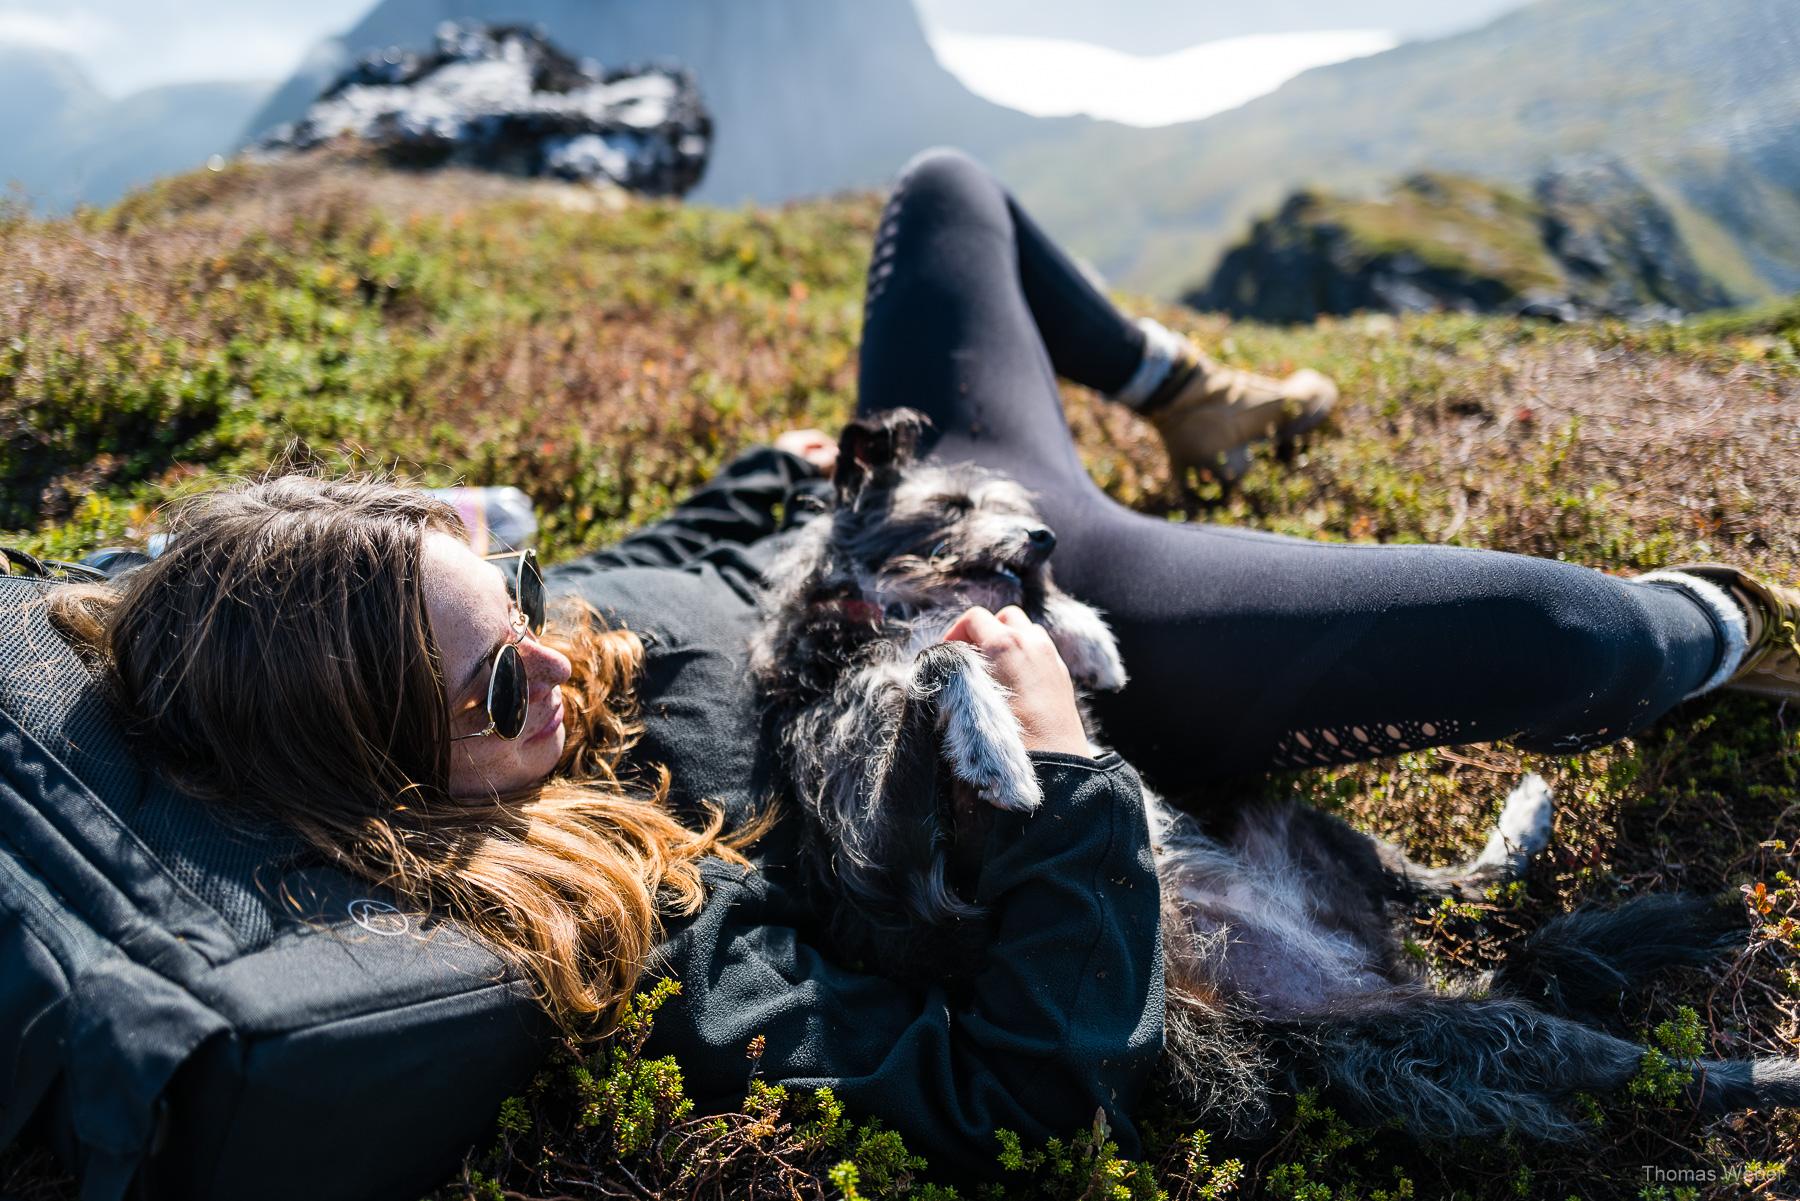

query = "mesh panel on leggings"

[1268,716,1478,769]
[0,576,302,950]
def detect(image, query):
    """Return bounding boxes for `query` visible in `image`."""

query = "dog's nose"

[1025,526,1056,557]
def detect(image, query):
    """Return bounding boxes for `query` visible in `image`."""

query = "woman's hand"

[774,428,838,474]
[942,605,1095,757]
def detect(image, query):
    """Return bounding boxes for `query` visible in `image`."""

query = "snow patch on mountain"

[927,28,1399,126]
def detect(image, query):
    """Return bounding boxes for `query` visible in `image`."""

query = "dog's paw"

[1474,773,1553,872]
[964,742,1043,813]
[947,706,1042,813]
[1041,594,1128,692]
[928,649,1043,813]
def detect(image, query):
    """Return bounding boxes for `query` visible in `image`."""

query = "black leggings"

[854,149,1728,787]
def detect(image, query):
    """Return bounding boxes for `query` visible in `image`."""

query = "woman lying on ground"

[51,148,1800,1172]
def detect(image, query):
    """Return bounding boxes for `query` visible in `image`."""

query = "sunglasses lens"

[519,551,545,635]
[491,643,530,739]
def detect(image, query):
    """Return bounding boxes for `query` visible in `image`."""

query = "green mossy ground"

[1298,173,1568,299]
[4,159,1799,1200]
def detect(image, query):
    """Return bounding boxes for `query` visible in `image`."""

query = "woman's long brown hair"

[49,474,768,1035]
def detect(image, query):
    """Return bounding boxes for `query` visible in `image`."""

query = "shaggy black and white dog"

[752,408,1800,1142]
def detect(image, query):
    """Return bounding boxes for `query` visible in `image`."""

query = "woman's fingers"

[945,605,1056,660]
[774,428,838,472]
[942,605,1003,647]
[940,604,1090,756]
[995,606,1063,657]
[994,605,1032,630]
[947,604,1036,646]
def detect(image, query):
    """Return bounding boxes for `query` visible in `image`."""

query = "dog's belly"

[1148,797,1392,1014]
[1179,909,1389,1014]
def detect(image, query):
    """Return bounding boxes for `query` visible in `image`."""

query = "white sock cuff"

[1635,570,1751,698]
[1111,316,1186,408]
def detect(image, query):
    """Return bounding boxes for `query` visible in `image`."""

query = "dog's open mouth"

[960,564,1023,587]
[807,585,884,626]
[928,541,1038,589]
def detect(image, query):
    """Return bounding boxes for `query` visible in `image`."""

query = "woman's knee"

[889,146,1011,234]
[1499,567,1688,752]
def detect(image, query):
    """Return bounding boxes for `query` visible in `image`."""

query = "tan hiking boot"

[1658,563,1800,700]
[1140,349,1339,482]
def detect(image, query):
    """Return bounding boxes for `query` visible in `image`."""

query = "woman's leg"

[855,148,1734,786]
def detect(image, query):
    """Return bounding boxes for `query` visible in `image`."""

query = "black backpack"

[0,565,553,1201]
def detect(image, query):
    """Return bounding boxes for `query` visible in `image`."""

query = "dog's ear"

[834,408,932,503]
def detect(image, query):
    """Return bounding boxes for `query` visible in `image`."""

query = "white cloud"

[928,28,1401,127]
[0,9,115,56]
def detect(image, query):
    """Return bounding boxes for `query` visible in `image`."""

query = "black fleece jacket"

[542,447,1165,1177]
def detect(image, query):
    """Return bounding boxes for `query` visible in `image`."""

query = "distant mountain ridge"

[993,0,1800,300]
[0,42,270,212]
[242,0,1080,207]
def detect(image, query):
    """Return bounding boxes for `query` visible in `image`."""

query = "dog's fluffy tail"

[1693,1057,1800,1113]
[1278,986,1800,1142]
[1493,893,1746,1019]
[1275,993,1643,1142]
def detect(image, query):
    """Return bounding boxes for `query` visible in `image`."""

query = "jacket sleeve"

[641,750,1166,1177]
[568,446,828,570]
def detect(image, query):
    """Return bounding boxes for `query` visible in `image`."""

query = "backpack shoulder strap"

[0,547,110,583]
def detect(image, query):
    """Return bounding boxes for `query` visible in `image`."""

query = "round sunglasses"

[451,548,546,742]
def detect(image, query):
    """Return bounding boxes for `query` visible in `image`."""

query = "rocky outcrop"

[1532,158,1733,321]
[252,23,712,197]
[1186,162,1733,323]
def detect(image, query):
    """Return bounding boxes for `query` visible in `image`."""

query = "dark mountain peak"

[253,22,712,197]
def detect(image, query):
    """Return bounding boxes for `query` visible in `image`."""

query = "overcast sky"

[0,0,371,93]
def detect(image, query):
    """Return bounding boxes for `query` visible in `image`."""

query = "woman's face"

[421,532,573,798]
